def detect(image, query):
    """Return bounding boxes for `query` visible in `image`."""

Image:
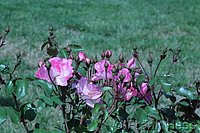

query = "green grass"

[0,0,200,132]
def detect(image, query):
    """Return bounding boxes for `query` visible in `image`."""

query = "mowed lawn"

[0,0,200,132]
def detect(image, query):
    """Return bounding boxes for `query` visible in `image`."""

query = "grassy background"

[0,0,200,132]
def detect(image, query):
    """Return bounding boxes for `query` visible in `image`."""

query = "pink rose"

[78,52,87,62]
[118,68,132,82]
[35,57,73,86]
[76,77,102,108]
[92,60,113,81]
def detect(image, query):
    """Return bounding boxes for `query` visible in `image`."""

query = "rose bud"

[104,61,109,69]
[105,50,112,58]
[119,53,124,63]
[68,54,73,59]
[86,58,91,68]
[101,52,105,59]
[93,55,98,64]
[38,60,44,67]
[75,55,80,63]
[66,47,72,53]
[78,51,86,62]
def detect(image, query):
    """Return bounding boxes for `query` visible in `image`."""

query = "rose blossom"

[92,60,113,81]
[117,68,132,82]
[35,57,73,86]
[76,77,102,108]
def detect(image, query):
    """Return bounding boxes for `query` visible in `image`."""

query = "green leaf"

[77,67,87,77]
[33,80,53,96]
[134,108,148,124]
[0,64,6,72]
[0,107,6,125]
[37,99,46,111]
[160,120,169,133]
[136,75,145,84]
[74,125,88,132]
[5,81,15,95]
[160,79,172,94]
[68,44,84,53]
[175,121,193,133]
[87,120,98,131]
[0,64,10,74]
[33,129,62,133]
[176,87,197,100]
[92,103,101,114]
[195,124,200,133]
[5,107,20,124]
[119,108,129,120]
[149,77,157,87]
[26,75,38,81]
[34,129,47,133]
[40,96,53,106]
[103,110,109,120]
[58,48,68,58]
[178,100,190,106]
[145,106,161,120]
[103,117,120,132]
[15,79,28,99]
[51,96,64,105]
[102,86,112,91]
[149,122,159,133]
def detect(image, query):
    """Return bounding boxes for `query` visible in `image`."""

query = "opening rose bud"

[78,51,86,62]
[38,60,44,67]
[127,57,136,69]
[93,55,98,64]
[85,58,91,67]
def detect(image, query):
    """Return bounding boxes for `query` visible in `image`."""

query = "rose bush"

[0,27,199,133]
